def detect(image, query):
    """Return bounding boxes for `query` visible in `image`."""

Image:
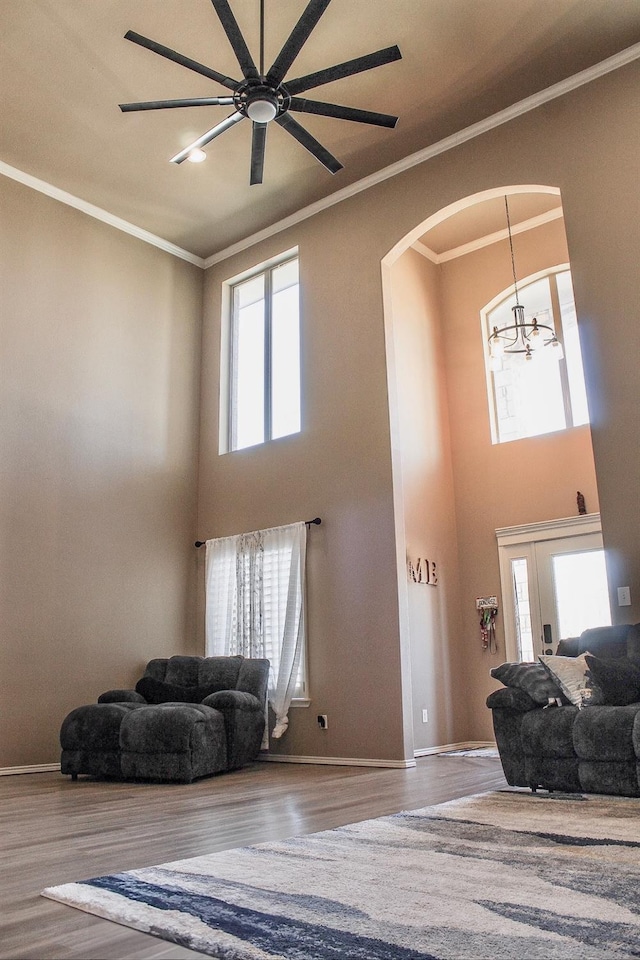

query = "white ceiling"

[1,0,639,260]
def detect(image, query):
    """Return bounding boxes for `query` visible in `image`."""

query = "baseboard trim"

[0,745,495,775]
[0,762,61,777]
[260,754,416,769]
[414,741,495,758]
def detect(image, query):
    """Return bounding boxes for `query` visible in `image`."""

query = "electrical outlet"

[422,709,429,723]
[317,715,328,730]
[617,586,632,607]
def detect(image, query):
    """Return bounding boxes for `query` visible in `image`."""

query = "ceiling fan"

[119,0,402,184]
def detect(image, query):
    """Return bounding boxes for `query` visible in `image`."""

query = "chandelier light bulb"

[186,148,207,163]
[490,328,504,358]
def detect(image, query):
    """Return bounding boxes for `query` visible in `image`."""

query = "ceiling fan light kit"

[245,90,279,123]
[119,0,402,184]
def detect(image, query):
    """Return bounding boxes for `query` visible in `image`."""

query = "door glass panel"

[552,549,611,640]
[511,557,534,661]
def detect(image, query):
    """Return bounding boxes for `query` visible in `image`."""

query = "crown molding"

[2,41,638,270]
[205,41,640,268]
[438,207,564,262]
[0,160,205,268]
[410,239,439,263]
[415,207,565,264]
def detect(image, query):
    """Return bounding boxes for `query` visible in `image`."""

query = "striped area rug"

[42,790,640,959]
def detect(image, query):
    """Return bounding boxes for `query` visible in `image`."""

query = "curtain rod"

[194,517,321,548]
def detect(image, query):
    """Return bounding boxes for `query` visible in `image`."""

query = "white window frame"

[221,249,301,454]
[481,264,588,444]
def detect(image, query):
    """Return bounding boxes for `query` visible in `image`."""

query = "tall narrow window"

[229,256,301,451]
[483,268,589,444]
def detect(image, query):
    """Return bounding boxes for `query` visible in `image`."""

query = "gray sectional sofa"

[60,654,269,783]
[487,624,640,795]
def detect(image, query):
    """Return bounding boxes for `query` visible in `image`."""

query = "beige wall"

[558,81,640,618]
[385,249,466,751]
[0,177,203,767]
[199,211,408,763]
[438,217,599,740]
[200,59,640,760]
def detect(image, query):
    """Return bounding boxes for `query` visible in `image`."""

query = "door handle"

[543,623,553,654]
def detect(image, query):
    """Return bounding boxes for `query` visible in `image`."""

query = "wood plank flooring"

[0,755,506,959]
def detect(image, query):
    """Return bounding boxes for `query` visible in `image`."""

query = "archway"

[381,185,600,756]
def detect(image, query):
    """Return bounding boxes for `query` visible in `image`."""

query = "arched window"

[482,266,589,444]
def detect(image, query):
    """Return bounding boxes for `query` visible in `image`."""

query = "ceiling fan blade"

[120,97,235,112]
[289,97,398,128]
[275,113,342,174]
[250,122,268,185]
[267,0,332,86]
[124,30,238,91]
[210,0,259,79]
[170,111,244,163]
[286,45,402,95]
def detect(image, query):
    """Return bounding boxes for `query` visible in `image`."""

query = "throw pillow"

[135,676,217,704]
[584,655,640,706]
[538,652,604,708]
[490,662,567,705]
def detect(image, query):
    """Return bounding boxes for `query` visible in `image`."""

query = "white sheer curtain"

[205,521,307,740]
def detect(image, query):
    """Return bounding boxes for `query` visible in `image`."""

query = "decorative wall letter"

[408,558,438,585]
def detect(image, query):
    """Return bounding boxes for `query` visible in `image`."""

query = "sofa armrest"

[486,687,539,713]
[202,690,265,769]
[98,689,147,704]
[202,690,261,712]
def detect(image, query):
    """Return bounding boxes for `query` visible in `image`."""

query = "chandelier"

[488,197,564,369]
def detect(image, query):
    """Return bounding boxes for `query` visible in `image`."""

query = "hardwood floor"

[0,755,506,959]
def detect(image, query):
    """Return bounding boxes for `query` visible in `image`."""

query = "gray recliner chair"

[487,625,640,796]
[60,655,270,783]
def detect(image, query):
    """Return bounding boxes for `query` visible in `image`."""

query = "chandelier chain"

[505,195,520,304]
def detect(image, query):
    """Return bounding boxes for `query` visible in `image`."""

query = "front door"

[497,517,611,662]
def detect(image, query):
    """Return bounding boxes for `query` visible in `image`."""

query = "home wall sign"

[408,558,438,585]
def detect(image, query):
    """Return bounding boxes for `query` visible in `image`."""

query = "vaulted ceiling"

[2,0,639,260]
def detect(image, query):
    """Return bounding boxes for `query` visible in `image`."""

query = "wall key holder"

[476,596,498,652]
